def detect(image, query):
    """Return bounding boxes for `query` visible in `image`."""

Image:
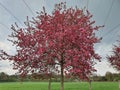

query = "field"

[0,82,118,90]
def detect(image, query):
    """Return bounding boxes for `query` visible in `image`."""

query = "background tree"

[0,2,103,90]
[107,40,120,89]
[105,71,113,81]
[0,72,9,82]
[112,73,120,81]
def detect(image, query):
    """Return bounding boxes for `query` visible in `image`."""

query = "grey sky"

[0,0,120,75]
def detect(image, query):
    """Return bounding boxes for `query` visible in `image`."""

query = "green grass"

[0,82,119,90]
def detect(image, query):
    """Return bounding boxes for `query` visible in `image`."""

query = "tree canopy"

[107,41,120,71]
[0,2,103,90]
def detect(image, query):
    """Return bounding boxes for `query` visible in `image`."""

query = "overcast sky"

[0,0,120,76]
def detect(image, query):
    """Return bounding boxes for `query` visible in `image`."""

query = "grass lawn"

[0,82,119,90]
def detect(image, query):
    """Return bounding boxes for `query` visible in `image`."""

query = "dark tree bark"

[89,80,92,90]
[60,54,64,90]
[60,62,64,90]
[48,76,51,90]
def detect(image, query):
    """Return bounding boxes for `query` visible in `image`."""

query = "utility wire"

[0,23,9,30]
[0,23,10,38]
[0,2,22,25]
[102,23,120,38]
[22,0,35,16]
[109,30,120,42]
[117,0,120,4]
[86,0,89,10]
[103,0,115,25]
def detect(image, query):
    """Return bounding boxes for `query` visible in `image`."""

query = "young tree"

[0,2,103,90]
[107,40,120,89]
[107,41,120,71]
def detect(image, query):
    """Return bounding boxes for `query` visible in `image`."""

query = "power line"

[0,23,10,38]
[0,2,22,25]
[117,0,120,4]
[103,23,120,38]
[103,0,115,25]
[22,0,35,16]
[86,0,89,10]
[109,30,120,42]
[0,23,9,30]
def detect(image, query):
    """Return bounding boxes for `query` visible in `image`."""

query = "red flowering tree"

[0,2,103,90]
[107,41,120,71]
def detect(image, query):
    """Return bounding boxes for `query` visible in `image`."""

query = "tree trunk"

[48,76,51,90]
[118,80,120,90]
[60,61,64,90]
[89,80,92,90]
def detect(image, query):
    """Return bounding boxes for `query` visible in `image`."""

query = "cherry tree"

[107,41,120,71]
[0,2,103,90]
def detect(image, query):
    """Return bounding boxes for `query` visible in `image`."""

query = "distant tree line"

[92,72,120,82]
[0,72,18,82]
[0,71,120,82]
